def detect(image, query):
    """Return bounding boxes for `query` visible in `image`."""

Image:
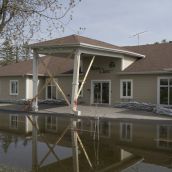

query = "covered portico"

[30,35,144,113]
[30,34,142,172]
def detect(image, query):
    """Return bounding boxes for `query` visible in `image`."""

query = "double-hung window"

[46,79,58,100]
[159,78,172,105]
[120,80,133,99]
[10,80,19,95]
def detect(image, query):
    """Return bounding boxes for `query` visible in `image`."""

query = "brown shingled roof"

[31,34,122,49]
[0,56,73,77]
[122,43,172,73]
[30,34,145,58]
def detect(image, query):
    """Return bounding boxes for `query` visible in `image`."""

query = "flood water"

[0,111,171,172]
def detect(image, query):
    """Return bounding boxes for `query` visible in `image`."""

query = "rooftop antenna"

[77,27,86,35]
[129,31,148,46]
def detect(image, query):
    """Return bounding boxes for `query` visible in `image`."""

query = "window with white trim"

[46,80,58,100]
[120,80,133,99]
[10,80,19,95]
[10,114,18,129]
[120,122,132,142]
[159,78,172,105]
[157,125,172,149]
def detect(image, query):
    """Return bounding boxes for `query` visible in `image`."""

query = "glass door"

[94,83,101,103]
[92,81,110,104]
[102,82,109,103]
[47,85,52,99]
[47,83,57,100]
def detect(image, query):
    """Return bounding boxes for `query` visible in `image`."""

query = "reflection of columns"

[32,50,39,111]
[71,50,80,172]
[71,122,79,172]
[32,115,38,172]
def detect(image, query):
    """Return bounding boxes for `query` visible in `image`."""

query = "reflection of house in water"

[0,112,172,153]
[40,116,172,171]
[0,113,73,171]
[0,112,33,134]
[157,125,172,150]
[76,118,172,170]
[0,112,171,171]
[41,116,172,171]
[0,111,171,151]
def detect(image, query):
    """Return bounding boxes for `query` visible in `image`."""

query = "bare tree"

[0,0,81,42]
[0,0,81,64]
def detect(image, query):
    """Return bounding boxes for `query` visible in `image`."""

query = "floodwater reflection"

[0,112,171,172]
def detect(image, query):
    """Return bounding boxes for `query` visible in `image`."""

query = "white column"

[71,50,81,112]
[71,50,80,172]
[32,50,39,112]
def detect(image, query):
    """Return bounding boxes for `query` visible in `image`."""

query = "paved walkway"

[0,103,171,121]
[38,105,172,121]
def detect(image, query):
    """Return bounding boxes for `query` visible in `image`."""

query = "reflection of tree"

[1,135,12,153]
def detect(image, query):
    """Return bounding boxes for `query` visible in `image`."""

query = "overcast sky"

[56,0,172,46]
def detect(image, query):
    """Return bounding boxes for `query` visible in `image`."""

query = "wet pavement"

[0,103,171,121]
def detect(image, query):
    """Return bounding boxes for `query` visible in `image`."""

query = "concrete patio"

[0,103,172,121]
[38,105,172,121]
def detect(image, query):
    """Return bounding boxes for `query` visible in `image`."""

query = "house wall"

[119,74,158,104]
[0,76,46,102]
[38,77,46,100]
[0,76,26,102]
[56,56,159,105]
[57,76,72,101]
[1,57,169,105]
[76,55,172,105]
[37,56,172,105]
[81,56,122,105]
[40,72,172,105]
[119,74,172,104]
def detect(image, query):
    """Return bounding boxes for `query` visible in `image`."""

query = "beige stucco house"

[0,35,172,106]
[0,56,73,102]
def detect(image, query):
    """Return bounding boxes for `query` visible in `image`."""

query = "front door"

[91,80,111,104]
